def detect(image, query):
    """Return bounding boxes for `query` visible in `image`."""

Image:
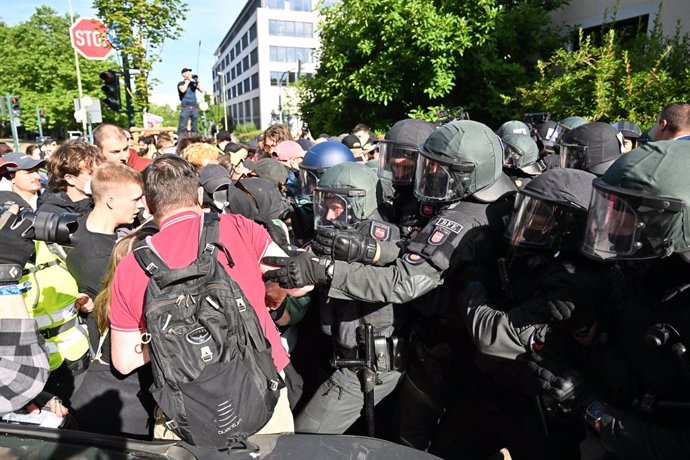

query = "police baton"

[332,323,377,437]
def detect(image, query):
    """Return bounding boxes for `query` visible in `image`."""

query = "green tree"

[0,6,123,138]
[147,103,179,128]
[93,0,188,113]
[515,11,690,127]
[299,0,499,134]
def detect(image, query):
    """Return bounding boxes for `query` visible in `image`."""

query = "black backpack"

[133,213,281,449]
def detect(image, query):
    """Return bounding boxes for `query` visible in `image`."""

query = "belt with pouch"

[335,336,406,372]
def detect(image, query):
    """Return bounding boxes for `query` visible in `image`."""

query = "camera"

[0,202,79,246]
[192,74,199,80]
[523,112,551,126]
[301,122,309,134]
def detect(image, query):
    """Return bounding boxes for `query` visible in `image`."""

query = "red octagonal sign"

[69,18,113,60]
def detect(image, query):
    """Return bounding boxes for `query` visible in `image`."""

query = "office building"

[212,0,322,131]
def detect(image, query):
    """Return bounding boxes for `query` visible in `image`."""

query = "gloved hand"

[262,251,333,288]
[0,205,36,285]
[544,298,576,322]
[315,222,378,264]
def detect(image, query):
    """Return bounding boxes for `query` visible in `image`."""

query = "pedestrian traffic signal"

[10,96,21,118]
[99,70,121,112]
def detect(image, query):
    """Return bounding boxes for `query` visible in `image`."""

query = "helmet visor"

[505,194,575,248]
[378,141,418,184]
[548,124,569,144]
[559,143,588,169]
[582,182,684,260]
[313,188,364,229]
[414,150,477,201]
[299,167,320,195]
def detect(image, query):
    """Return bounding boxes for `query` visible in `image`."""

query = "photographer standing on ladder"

[177,67,205,136]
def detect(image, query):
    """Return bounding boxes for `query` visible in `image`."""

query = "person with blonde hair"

[181,142,220,170]
[69,227,158,439]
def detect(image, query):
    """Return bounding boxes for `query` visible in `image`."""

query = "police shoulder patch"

[402,252,425,265]
[370,222,391,241]
[428,227,450,246]
[435,218,464,234]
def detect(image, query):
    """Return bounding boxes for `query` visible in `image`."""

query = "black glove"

[544,298,576,322]
[315,222,378,264]
[262,251,333,288]
[0,207,35,286]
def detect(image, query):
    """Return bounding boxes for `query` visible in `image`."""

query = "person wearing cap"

[177,68,205,135]
[263,121,517,447]
[273,140,305,197]
[39,138,58,159]
[650,102,690,141]
[558,122,624,176]
[216,130,236,153]
[2,152,46,210]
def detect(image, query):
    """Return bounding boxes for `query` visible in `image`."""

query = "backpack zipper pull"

[236,298,246,312]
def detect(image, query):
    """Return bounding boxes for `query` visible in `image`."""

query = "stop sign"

[69,18,113,60]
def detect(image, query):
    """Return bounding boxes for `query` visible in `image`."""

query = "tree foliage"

[299,0,499,134]
[515,11,690,127]
[0,6,122,137]
[93,0,188,112]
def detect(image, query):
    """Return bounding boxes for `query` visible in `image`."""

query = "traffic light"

[39,108,46,124]
[10,96,21,117]
[99,70,122,112]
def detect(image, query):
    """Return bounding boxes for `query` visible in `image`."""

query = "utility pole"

[122,54,136,128]
[5,94,19,152]
[217,71,228,131]
[36,107,44,139]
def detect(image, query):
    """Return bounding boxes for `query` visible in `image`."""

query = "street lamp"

[217,71,228,131]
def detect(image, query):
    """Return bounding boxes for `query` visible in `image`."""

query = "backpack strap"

[133,236,210,289]
[199,212,235,268]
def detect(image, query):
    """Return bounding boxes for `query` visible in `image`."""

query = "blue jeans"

[178,106,199,134]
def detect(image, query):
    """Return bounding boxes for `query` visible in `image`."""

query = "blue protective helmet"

[299,141,357,195]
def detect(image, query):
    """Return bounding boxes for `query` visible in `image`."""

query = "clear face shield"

[582,181,685,260]
[505,194,582,249]
[414,153,476,202]
[378,141,418,184]
[299,167,321,196]
[559,143,588,169]
[313,188,366,229]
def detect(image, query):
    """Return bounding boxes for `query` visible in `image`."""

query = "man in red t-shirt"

[109,155,312,434]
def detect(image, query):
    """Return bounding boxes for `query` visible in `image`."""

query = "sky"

[0,1,245,108]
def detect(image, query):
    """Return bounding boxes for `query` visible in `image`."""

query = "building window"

[235,42,241,55]
[249,23,257,42]
[230,48,235,61]
[575,14,650,50]
[244,77,250,93]
[237,83,244,96]
[245,100,251,119]
[242,33,248,49]
[232,86,237,98]
[269,20,314,38]
[266,0,285,9]
[270,71,288,86]
[236,62,242,76]
[231,68,236,80]
[243,55,250,71]
[238,102,244,120]
[291,0,311,11]
[269,46,313,63]
[252,97,261,127]
[251,73,259,90]
[250,48,258,66]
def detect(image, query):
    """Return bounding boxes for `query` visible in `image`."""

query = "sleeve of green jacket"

[327,256,442,304]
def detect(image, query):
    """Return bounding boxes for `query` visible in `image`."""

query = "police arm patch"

[402,252,425,265]
[370,222,391,241]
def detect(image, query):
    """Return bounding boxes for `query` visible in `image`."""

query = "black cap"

[341,134,362,149]
[217,130,232,142]
[199,164,231,194]
[181,67,192,73]
[245,158,288,186]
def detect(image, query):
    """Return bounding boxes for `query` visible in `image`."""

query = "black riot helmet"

[506,168,596,250]
[415,120,516,203]
[559,122,624,176]
[582,141,690,262]
[378,118,436,185]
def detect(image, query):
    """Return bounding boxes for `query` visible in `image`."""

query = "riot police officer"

[565,140,690,458]
[501,133,544,188]
[558,122,624,176]
[294,162,405,434]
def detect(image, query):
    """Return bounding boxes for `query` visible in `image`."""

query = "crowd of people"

[1,101,690,459]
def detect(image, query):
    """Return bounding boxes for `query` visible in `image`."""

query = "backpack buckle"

[200,346,213,363]
[236,298,247,312]
[145,262,158,274]
[204,243,215,254]
[268,379,279,392]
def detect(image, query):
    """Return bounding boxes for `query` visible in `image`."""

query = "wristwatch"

[585,400,609,431]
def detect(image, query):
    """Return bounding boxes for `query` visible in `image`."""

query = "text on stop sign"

[74,30,107,48]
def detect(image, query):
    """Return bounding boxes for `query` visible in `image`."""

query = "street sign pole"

[122,54,135,128]
[36,106,44,138]
[5,94,19,152]
[68,0,88,138]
